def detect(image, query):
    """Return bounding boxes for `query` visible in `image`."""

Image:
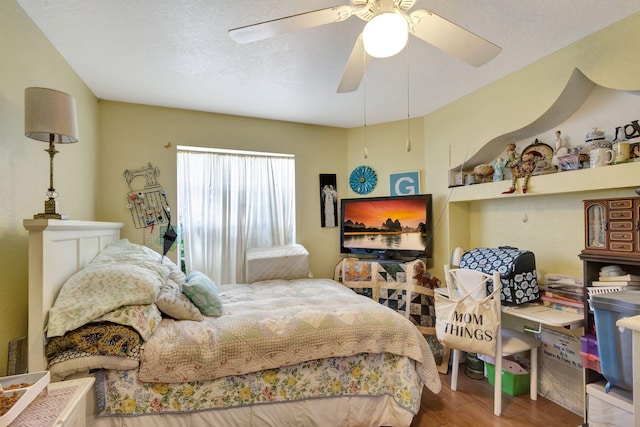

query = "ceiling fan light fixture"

[362,12,408,58]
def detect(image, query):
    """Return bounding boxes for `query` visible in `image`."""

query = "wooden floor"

[411,367,585,427]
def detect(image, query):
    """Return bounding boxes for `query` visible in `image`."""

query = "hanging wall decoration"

[123,163,177,256]
[349,165,377,195]
[123,163,170,229]
[390,171,420,196]
[319,174,338,228]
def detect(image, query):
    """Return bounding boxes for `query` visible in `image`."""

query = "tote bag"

[435,280,501,357]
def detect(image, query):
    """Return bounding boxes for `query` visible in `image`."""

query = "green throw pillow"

[183,271,222,317]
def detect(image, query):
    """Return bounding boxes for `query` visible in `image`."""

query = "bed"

[25,219,441,427]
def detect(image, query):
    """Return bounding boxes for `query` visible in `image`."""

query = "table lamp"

[24,87,78,219]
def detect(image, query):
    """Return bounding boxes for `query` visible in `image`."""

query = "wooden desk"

[502,304,584,329]
[434,288,584,328]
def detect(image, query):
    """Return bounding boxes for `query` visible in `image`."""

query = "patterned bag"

[459,247,540,305]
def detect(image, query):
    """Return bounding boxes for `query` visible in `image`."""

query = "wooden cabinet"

[583,197,640,257]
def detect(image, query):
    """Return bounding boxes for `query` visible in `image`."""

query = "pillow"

[183,271,223,317]
[156,277,204,321]
[94,304,162,341]
[47,261,169,337]
[137,250,204,321]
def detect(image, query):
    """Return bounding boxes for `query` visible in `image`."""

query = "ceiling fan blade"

[229,5,353,44]
[337,33,370,93]
[409,10,501,67]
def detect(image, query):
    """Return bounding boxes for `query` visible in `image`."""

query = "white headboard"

[23,219,124,373]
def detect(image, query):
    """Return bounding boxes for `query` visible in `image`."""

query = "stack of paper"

[542,274,584,314]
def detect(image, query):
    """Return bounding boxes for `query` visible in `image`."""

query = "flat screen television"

[340,194,433,260]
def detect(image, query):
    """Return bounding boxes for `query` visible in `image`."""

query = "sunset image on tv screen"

[342,198,428,251]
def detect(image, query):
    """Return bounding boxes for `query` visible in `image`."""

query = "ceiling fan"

[228,0,502,93]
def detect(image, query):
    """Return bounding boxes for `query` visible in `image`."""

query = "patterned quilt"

[137,278,441,394]
[334,258,449,373]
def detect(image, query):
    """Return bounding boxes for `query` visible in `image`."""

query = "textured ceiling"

[17,0,640,128]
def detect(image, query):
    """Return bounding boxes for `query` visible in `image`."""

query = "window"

[177,146,295,284]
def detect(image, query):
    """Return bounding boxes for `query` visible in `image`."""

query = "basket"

[587,286,623,311]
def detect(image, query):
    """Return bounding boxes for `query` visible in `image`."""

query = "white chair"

[443,265,540,416]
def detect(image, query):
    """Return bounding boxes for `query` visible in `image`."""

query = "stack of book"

[541,275,584,314]
[591,273,640,288]
[586,272,640,311]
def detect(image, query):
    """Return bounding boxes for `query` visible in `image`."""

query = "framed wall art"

[319,174,338,228]
[389,171,420,196]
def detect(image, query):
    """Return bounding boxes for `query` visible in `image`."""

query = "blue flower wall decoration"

[349,165,377,195]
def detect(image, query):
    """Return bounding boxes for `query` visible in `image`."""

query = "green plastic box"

[485,363,530,396]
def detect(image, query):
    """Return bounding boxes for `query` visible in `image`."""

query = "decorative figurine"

[551,130,566,170]
[501,143,520,194]
[554,130,564,152]
[502,143,540,194]
[493,157,507,181]
[503,143,520,169]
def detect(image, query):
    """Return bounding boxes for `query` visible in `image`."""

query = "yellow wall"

[3,0,640,380]
[97,101,347,279]
[345,117,425,197]
[0,0,100,375]
[421,12,640,281]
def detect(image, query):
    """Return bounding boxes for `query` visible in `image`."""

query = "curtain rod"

[177,145,294,158]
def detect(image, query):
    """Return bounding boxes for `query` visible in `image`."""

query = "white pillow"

[156,277,204,321]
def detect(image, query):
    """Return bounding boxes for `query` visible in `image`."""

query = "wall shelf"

[449,68,597,172]
[449,161,640,203]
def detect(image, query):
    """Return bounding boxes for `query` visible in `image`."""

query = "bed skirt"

[91,394,415,427]
[92,352,423,427]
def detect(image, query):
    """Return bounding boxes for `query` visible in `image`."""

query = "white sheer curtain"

[177,148,295,284]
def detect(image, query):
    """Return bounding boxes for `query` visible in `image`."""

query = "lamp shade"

[25,87,78,144]
[362,13,408,58]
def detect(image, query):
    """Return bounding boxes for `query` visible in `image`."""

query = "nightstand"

[10,377,94,427]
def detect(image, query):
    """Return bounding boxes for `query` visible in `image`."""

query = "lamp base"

[33,198,62,219]
[33,212,63,219]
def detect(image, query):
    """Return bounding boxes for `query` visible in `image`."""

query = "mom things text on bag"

[435,274,501,357]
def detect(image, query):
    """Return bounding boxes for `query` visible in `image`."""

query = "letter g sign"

[390,171,420,196]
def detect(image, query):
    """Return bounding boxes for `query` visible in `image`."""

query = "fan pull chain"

[405,41,411,153]
[363,46,368,159]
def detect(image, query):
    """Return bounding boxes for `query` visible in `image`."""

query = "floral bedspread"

[96,352,422,416]
[138,278,441,394]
